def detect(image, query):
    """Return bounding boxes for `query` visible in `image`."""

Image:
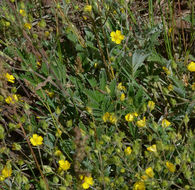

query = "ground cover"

[0,0,194,189]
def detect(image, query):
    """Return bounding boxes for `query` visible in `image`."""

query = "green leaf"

[109,79,117,98]
[134,88,144,107]
[170,76,186,98]
[67,32,77,43]
[147,51,167,64]
[84,89,104,103]
[44,134,54,149]
[132,51,149,78]
[99,69,107,90]
[40,62,49,76]
[87,78,97,88]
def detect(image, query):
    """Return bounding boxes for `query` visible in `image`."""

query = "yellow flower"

[103,112,117,124]
[147,144,157,153]
[162,119,171,128]
[1,166,12,179]
[110,30,125,44]
[141,175,148,181]
[120,93,125,101]
[0,176,5,181]
[166,161,175,173]
[145,167,154,178]
[117,83,126,91]
[82,182,90,189]
[5,96,14,104]
[136,117,146,127]
[147,101,155,111]
[19,9,26,17]
[117,83,123,90]
[59,159,71,171]
[125,113,134,122]
[24,23,32,30]
[5,73,15,83]
[124,146,132,155]
[36,61,41,68]
[84,176,94,186]
[120,8,125,13]
[30,134,43,146]
[192,83,195,90]
[79,175,84,180]
[133,181,145,190]
[83,16,87,20]
[187,61,195,72]
[133,112,138,117]
[168,84,173,91]
[162,66,171,75]
[13,94,18,102]
[102,112,110,122]
[5,95,18,104]
[109,114,117,124]
[84,5,92,12]
[82,176,94,189]
[45,90,54,98]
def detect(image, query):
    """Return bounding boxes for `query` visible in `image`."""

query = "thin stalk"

[148,0,154,26]
[17,121,49,190]
[127,6,137,25]
[38,147,44,171]
[161,15,173,60]
[177,0,186,52]
[98,0,115,79]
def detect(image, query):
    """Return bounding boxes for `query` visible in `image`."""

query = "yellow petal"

[110,32,115,37]
[125,113,134,122]
[82,182,90,189]
[145,167,154,178]
[162,119,171,128]
[166,161,175,173]
[147,144,157,152]
[115,39,121,44]
[116,30,121,35]
[187,61,195,72]
[120,34,125,40]
[124,146,132,155]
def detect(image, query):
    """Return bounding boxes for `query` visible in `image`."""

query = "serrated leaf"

[134,88,144,107]
[147,51,167,64]
[87,78,97,88]
[170,76,186,98]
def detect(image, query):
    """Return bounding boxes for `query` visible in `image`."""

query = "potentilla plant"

[0,0,194,189]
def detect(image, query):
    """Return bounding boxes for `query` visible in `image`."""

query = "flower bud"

[66,120,72,128]
[0,125,5,139]
[53,176,59,183]
[56,106,61,115]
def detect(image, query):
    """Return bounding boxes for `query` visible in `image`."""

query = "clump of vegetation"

[0,0,194,189]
